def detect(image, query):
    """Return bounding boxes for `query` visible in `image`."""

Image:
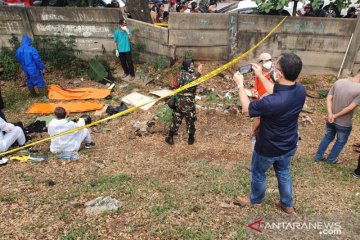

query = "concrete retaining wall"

[0,6,359,74]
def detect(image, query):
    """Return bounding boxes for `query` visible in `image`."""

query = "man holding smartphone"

[233,53,306,214]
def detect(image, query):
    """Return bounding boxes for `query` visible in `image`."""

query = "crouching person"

[0,117,26,152]
[48,107,95,153]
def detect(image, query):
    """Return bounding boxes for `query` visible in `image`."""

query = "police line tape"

[0,16,287,157]
[154,23,169,27]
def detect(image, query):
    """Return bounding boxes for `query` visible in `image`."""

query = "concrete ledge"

[237,15,356,36]
[128,18,168,45]
[169,30,228,46]
[26,7,121,23]
[175,46,229,61]
[31,22,116,38]
[0,6,23,21]
[169,13,229,30]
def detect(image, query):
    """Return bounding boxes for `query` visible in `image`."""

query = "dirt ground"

[0,60,359,240]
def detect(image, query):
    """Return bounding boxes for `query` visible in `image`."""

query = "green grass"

[2,87,31,113]
[0,193,17,203]
[122,85,136,93]
[62,226,98,240]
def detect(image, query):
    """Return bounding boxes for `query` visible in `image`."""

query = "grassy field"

[0,63,359,240]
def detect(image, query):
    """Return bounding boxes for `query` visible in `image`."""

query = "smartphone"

[239,64,253,74]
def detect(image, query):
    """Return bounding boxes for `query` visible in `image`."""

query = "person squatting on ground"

[114,18,135,81]
[48,107,94,153]
[15,34,47,97]
[0,117,26,153]
[315,70,360,164]
[250,52,273,147]
[233,53,306,214]
[165,59,203,145]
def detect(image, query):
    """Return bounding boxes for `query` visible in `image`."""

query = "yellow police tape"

[0,16,287,157]
[154,23,169,27]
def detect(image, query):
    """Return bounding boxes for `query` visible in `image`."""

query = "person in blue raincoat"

[16,34,46,97]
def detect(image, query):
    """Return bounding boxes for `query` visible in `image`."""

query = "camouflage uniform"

[169,67,200,136]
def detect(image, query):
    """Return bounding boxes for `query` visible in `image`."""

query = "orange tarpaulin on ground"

[27,101,104,114]
[48,85,111,100]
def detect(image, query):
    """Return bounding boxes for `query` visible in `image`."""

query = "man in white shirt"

[0,117,26,153]
[48,107,94,153]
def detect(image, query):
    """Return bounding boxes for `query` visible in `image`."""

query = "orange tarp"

[27,101,104,114]
[48,85,111,100]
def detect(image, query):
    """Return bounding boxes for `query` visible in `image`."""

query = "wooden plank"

[169,13,229,30]
[169,30,228,46]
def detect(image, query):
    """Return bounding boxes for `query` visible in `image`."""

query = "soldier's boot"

[28,87,38,97]
[165,132,174,145]
[188,133,195,145]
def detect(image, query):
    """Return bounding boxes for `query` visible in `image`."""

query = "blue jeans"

[315,123,352,163]
[250,148,297,208]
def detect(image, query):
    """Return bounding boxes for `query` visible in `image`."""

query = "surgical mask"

[263,61,272,70]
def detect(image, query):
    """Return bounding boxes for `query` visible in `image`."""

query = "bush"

[0,34,20,80]
[156,105,173,126]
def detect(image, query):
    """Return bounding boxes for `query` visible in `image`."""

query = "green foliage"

[33,35,79,70]
[0,34,20,80]
[0,193,17,203]
[156,105,173,126]
[317,89,328,99]
[254,0,355,14]
[154,55,168,70]
[2,87,31,113]
[183,50,193,59]
[87,59,109,82]
[62,226,98,240]
[131,42,146,64]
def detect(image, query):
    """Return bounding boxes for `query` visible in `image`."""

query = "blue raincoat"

[16,35,46,88]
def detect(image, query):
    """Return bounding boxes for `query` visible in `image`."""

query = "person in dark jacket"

[16,34,46,97]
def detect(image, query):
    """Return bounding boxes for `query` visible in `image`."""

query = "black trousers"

[119,51,135,77]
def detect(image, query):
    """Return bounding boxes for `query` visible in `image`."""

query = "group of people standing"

[166,51,359,214]
[150,0,218,23]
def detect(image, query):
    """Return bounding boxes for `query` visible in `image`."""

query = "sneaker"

[129,76,135,81]
[353,171,360,179]
[85,142,95,149]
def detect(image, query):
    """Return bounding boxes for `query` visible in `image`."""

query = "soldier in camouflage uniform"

[165,59,203,145]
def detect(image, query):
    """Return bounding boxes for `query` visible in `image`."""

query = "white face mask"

[262,61,272,70]
[272,71,278,82]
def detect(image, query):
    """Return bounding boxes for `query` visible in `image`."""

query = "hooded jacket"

[48,118,87,153]
[15,35,45,80]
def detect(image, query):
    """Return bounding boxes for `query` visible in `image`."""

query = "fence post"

[341,16,360,77]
